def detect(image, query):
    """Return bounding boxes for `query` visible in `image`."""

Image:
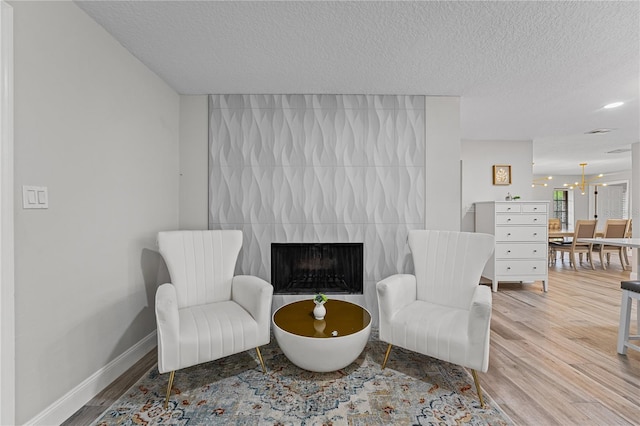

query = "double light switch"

[22,186,48,209]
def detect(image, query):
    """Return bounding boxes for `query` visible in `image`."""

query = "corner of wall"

[425,96,461,231]
[179,95,209,230]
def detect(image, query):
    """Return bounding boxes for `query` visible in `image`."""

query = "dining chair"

[554,220,597,271]
[592,219,631,270]
[624,219,633,268]
[548,218,563,264]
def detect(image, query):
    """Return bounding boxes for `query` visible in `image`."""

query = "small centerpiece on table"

[313,293,328,320]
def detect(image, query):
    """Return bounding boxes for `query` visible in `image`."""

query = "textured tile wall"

[209,94,425,293]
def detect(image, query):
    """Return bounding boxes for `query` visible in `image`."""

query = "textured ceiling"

[75,0,640,176]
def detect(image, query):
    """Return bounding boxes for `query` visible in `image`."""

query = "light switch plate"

[23,186,48,209]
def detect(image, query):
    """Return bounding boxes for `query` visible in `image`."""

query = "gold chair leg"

[164,370,175,410]
[381,344,393,369]
[256,347,266,373]
[471,369,485,408]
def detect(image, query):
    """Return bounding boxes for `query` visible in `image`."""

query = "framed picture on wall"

[493,165,511,185]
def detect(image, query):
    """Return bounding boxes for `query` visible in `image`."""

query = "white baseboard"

[25,331,157,426]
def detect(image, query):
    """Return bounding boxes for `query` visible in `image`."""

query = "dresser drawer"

[522,203,548,213]
[495,260,547,276]
[496,214,546,225]
[495,227,547,242]
[495,243,548,259]
[495,203,521,213]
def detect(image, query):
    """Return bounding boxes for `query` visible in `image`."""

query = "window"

[553,190,569,228]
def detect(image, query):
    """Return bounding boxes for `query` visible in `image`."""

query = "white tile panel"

[209,94,425,285]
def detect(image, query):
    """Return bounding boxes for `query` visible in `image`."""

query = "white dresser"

[475,201,549,292]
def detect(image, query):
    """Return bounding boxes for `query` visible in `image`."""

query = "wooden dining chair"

[554,220,598,271]
[592,219,631,270]
[624,219,633,267]
[548,218,563,264]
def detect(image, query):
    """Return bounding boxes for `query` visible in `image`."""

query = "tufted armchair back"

[158,230,242,309]
[408,230,494,310]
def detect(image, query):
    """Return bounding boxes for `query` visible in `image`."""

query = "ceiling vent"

[585,128,614,134]
[606,148,631,154]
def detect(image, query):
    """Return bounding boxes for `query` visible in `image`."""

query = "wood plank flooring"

[482,259,640,425]
[63,259,640,425]
[61,349,157,425]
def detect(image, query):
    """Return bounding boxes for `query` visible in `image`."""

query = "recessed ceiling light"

[604,102,624,109]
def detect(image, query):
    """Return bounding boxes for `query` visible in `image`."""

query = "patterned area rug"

[93,333,513,425]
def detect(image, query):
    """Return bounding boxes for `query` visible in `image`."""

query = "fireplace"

[271,243,363,294]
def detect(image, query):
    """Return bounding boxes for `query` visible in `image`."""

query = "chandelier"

[563,163,604,195]
[531,176,553,187]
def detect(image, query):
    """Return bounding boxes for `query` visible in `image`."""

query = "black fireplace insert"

[271,243,363,294]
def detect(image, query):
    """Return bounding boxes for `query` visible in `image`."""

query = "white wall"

[461,139,533,231]
[425,97,461,231]
[179,96,208,229]
[12,2,179,423]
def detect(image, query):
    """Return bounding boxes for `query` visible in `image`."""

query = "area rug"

[92,333,513,425]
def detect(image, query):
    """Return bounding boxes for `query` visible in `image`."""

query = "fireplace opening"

[271,243,363,294]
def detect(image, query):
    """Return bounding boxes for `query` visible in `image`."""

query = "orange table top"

[273,299,371,339]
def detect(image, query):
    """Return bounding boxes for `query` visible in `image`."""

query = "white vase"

[313,303,326,320]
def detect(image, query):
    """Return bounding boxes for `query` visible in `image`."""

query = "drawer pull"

[507,218,511,222]
[533,218,538,222]
[507,267,511,270]
[507,250,511,253]
[533,250,537,253]
[533,207,538,210]
[533,233,538,236]
[533,266,537,270]
[507,233,511,236]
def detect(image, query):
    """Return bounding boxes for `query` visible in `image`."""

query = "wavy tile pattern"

[209,95,425,287]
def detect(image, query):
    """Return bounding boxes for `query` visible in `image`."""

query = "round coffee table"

[272,299,371,372]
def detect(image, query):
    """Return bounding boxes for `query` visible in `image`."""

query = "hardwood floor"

[63,259,640,425]
[482,259,640,425]
[61,349,157,426]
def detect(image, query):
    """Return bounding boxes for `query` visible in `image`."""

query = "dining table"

[577,238,640,276]
[549,230,604,239]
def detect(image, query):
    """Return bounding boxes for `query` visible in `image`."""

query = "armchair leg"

[381,344,393,369]
[256,347,266,373]
[164,370,175,410]
[471,369,485,408]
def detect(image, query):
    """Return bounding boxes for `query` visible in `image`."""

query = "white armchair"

[376,230,495,406]
[155,230,273,409]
